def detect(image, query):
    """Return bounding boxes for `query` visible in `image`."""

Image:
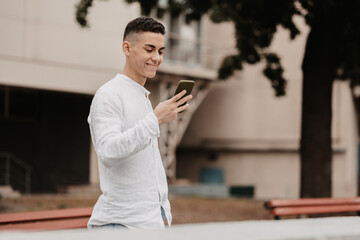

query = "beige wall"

[180,16,358,199]
[332,81,358,198]
[0,0,140,94]
[183,17,307,145]
[178,81,358,199]
[201,18,236,70]
[0,0,215,92]
[177,151,301,199]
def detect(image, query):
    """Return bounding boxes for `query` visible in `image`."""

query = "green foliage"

[263,53,286,97]
[125,0,158,16]
[194,0,300,96]
[218,55,242,80]
[75,0,94,28]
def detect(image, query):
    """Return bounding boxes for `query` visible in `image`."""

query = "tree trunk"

[300,21,336,198]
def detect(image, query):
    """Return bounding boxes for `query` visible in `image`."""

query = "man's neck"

[121,67,146,86]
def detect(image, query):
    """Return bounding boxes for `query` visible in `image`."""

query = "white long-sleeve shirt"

[87,74,172,229]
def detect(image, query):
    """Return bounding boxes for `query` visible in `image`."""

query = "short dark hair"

[123,17,165,41]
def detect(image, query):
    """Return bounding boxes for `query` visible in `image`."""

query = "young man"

[87,17,192,229]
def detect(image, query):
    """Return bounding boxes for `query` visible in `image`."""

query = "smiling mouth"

[146,63,157,68]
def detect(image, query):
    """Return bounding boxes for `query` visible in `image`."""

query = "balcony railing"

[0,152,32,194]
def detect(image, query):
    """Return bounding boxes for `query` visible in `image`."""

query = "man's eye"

[159,51,163,55]
[145,49,152,53]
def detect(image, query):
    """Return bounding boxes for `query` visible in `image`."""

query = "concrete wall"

[182,16,307,146]
[179,16,358,199]
[332,81,358,198]
[0,0,139,94]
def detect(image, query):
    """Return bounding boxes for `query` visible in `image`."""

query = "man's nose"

[151,52,161,63]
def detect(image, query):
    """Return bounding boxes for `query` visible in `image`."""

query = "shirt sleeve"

[88,89,160,167]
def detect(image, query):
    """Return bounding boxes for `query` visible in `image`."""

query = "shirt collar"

[117,74,151,96]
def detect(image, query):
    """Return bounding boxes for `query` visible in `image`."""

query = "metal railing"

[0,152,32,193]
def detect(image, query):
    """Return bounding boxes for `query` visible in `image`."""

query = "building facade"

[178,16,358,199]
[0,0,358,199]
[0,0,214,192]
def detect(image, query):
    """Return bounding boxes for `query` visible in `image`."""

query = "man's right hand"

[154,90,193,125]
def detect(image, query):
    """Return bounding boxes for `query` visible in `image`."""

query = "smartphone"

[174,80,195,107]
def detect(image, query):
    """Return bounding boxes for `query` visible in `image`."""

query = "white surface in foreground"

[1,217,360,240]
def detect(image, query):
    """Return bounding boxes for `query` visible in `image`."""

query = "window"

[151,7,202,67]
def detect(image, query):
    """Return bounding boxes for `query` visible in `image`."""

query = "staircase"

[0,152,32,194]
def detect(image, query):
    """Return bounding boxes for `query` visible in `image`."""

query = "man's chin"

[146,71,157,79]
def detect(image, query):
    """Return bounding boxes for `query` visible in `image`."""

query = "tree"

[75,0,360,198]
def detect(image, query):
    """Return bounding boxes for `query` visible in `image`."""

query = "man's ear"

[122,41,131,56]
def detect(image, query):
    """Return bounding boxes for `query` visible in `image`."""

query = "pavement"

[1,216,360,240]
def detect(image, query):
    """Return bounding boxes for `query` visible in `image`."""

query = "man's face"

[127,32,165,79]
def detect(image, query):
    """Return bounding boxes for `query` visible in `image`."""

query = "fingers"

[172,90,187,102]
[176,94,193,107]
[176,103,190,113]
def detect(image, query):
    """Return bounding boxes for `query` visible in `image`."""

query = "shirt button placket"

[145,93,162,204]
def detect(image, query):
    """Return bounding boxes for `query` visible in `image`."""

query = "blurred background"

[0,0,359,224]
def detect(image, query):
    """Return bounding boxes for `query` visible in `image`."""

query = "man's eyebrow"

[144,44,165,50]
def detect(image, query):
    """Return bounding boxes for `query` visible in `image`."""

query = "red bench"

[0,207,93,231]
[264,197,360,219]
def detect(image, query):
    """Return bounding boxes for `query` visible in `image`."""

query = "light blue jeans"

[89,207,166,229]
[161,206,166,222]
[89,223,127,229]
